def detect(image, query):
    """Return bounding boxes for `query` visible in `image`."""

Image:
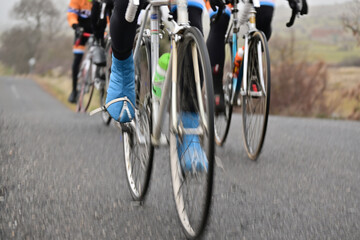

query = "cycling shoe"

[106,54,135,123]
[177,112,208,173]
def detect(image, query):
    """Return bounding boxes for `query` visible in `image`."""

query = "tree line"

[0,0,72,74]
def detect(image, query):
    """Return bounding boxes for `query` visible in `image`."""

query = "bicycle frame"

[133,0,207,146]
[226,0,266,104]
[79,35,96,88]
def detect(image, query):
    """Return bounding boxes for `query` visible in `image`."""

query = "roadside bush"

[0,0,71,76]
[338,56,360,67]
[0,27,39,74]
[0,27,73,75]
[269,34,335,117]
[342,83,360,120]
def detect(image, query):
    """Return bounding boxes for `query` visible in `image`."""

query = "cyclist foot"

[177,112,208,173]
[106,54,135,123]
[212,66,225,114]
[68,90,77,104]
[215,94,225,115]
[250,79,262,98]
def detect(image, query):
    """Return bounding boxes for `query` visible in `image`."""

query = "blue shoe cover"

[177,112,208,172]
[106,54,135,123]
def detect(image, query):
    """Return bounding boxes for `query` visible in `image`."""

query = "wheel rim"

[170,28,214,238]
[214,71,233,145]
[123,35,153,201]
[123,106,152,200]
[77,64,94,113]
[242,32,270,159]
[100,82,111,124]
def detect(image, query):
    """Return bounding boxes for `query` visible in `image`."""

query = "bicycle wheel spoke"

[242,31,270,160]
[214,41,233,146]
[123,34,153,201]
[170,27,214,238]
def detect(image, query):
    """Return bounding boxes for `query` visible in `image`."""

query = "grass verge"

[33,75,77,111]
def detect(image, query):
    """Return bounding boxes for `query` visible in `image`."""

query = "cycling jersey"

[171,0,206,12]
[68,0,93,27]
[260,0,275,7]
[205,1,231,18]
[206,0,275,18]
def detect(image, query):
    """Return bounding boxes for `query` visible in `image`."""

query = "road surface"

[0,76,359,239]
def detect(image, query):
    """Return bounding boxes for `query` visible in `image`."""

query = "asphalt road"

[1,76,359,240]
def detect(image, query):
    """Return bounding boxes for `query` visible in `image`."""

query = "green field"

[271,3,359,65]
[297,41,360,64]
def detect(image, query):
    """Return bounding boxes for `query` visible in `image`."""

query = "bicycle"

[75,31,112,125]
[214,0,306,160]
[91,0,215,238]
[213,0,271,161]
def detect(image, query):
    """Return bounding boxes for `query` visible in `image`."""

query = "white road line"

[11,85,20,99]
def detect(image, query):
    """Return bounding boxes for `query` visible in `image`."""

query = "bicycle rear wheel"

[123,34,153,201]
[169,27,214,239]
[76,61,94,113]
[242,31,271,160]
[214,40,234,146]
[99,39,112,125]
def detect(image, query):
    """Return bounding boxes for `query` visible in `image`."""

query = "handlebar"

[210,0,306,28]
[75,31,92,47]
[125,0,140,23]
[286,8,297,27]
[286,0,308,27]
[100,2,107,19]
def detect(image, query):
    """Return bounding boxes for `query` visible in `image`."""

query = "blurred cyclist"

[67,0,93,103]
[90,0,114,67]
[206,0,308,113]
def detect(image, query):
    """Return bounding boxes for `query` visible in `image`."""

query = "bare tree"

[342,0,360,44]
[11,0,59,32]
[269,34,333,118]
[0,0,69,74]
[0,27,40,73]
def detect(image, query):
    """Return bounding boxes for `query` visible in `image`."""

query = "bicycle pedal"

[120,120,136,133]
[249,91,263,98]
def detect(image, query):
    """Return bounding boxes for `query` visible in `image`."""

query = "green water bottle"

[153,53,170,100]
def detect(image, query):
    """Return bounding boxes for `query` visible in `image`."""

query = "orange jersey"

[67,0,93,27]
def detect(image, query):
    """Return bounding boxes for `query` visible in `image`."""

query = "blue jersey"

[260,0,275,7]
[171,0,206,12]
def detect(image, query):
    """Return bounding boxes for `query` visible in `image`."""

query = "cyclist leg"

[69,33,90,103]
[249,3,274,92]
[206,5,231,113]
[256,2,275,40]
[106,0,146,122]
[91,0,108,66]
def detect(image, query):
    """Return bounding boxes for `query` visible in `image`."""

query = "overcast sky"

[0,0,351,32]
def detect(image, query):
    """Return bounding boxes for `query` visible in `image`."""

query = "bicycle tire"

[169,27,214,239]
[214,39,234,146]
[100,39,112,125]
[123,33,154,201]
[76,60,95,113]
[241,30,271,160]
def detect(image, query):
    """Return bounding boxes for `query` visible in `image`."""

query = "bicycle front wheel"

[123,34,153,201]
[214,40,234,146]
[169,27,214,239]
[100,39,112,125]
[76,61,94,113]
[242,31,271,160]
